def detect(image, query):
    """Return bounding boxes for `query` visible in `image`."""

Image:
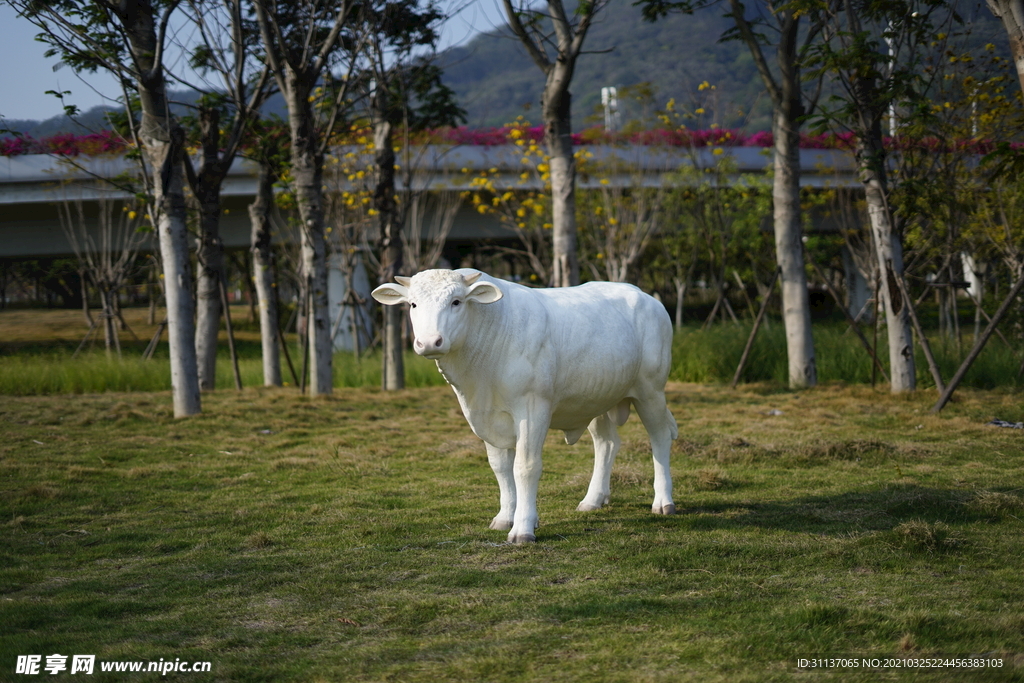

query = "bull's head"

[371,270,503,358]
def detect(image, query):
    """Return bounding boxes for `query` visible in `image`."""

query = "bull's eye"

[452,299,461,307]
[410,303,417,309]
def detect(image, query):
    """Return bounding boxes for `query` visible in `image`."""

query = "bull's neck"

[433,296,508,393]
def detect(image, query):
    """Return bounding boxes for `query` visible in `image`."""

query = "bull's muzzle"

[414,334,444,356]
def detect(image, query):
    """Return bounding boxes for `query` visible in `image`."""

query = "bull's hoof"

[508,532,536,544]
[652,503,676,515]
[576,502,602,512]
[489,517,513,531]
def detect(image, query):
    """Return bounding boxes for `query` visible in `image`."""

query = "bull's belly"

[452,367,643,449]
[546,369,638,431]
[548,397,622,432]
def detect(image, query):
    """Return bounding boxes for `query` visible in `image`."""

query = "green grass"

[672,321,1024,389]
[2,319,1019,396]
[2,384,1024,681]
[0,347,447,395]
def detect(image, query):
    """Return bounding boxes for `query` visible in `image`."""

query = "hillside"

[439,1,1013,133]
[2,2,1013,139]
[439,3,773,131]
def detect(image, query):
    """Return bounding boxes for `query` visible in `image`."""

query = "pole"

[932,274,1024,413]
[218,274,243,391]
[892,271,944,393]
[731,267,780,389]
[806,254,890,384]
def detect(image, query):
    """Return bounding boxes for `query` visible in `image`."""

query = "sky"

[0,1,506,124]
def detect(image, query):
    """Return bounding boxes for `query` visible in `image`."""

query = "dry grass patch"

[693,467,730,491]
[891,520,965,552]
[966,490,1024,518]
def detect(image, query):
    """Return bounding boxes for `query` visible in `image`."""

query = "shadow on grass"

[545,484,1020,542]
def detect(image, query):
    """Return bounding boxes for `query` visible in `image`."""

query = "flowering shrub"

[0,130,126,157]
[2,126,1016,157]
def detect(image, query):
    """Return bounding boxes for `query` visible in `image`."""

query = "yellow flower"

[695,108,705,114]
[127,211,137,220]
[713,147,724,155]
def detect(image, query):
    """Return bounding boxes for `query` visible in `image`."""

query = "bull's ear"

[372,283,409,306]
[466,281,502,304]
[394,275,412,287]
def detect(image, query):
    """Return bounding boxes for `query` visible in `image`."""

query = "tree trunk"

[858,138,916,392]
[674,277,686,328]
[149,132,202,415]
[987,0,1024,95]
[543,74,579,287]
[99,287,117,356]
[773,113,817,388]
[285,82,332,396]
[375,119,405,390]
[249,160,282,387]
[128,3,200,416]
[193,108,228,391]
[726,0,816,388]
[194,187,224,391]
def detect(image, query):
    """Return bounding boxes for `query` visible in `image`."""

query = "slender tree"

[808,0,950,392]
[12,0,202,415]
[638,0,823,387]
[177,0,274,390]
[359,1,465,390]
[245,119,290,387]
[502,0,610,287]
[252,0,364,395]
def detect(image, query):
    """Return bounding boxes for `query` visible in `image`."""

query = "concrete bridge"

[0,145,860,258]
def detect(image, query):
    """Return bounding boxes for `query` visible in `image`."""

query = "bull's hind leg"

[633,392,678,515]
[485,442,516,531]
[577,409,624,512]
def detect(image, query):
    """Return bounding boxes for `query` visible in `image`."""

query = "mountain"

[439,1,1013,133]
[440,3,771,132]
[3,2,1012,139]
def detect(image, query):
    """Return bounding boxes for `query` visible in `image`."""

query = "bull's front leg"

[485,442,516,531]
[509,401,550,544]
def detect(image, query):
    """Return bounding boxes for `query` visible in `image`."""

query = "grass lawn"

[2,381,1023,681]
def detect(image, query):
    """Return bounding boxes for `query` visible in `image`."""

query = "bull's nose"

[414,334,443,352]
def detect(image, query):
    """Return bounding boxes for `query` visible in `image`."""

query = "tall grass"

[672,320,1023,388]
[0,348,447,396]
[1,321,1019,395]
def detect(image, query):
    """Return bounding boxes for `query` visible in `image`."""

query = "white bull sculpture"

[372,269,678,544]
